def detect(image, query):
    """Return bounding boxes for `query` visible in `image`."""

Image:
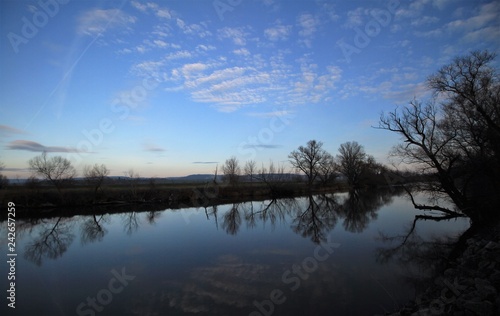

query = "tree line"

[221,140,387,189]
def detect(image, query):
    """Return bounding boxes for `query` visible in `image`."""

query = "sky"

[0,0,499,178]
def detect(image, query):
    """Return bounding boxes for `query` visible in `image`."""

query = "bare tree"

[28,152,76,195]
[288,140,331,188]
[378,50,500,223]
[244,160,256,183]
[337,141,367,188]
[317,153,337,186]
[124,169,140,199]
[83,163,109,201]
[222,156,240,186]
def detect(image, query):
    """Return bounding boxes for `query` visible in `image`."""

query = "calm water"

[1,190,469,316]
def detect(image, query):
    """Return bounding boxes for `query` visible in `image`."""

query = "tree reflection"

[292,195,338,244]
[337,189,392,233]
[146,210,162,225]
[222,203,241,235]
[205,205,219,230]
[24,217,75,266]
[375,211,468,293]
[81,213,109,245]
[122,211,140,235]
[215,189,397,240]
[243,198,296,230]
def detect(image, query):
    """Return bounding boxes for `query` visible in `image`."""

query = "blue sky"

[1,0,499,178]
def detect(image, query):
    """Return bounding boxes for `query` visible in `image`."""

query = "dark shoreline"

[384,219,500,316]
[0,181,353,220]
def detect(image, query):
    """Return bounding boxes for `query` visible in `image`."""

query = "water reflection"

[337,189,394,233]
[3,188,457,316]
[24,217,75,266]
[122,211,140,235]
[17,189,398,266]
[292,195,338,244]
[81,214,109,245]
[222,203,241,235]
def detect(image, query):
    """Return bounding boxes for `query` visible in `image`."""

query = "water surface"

[0,190,469,315]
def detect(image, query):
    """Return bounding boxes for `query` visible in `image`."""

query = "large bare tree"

[288,140,332,187]
[378,50,500,223]
[29,152,76,195]
[337,141,367,188]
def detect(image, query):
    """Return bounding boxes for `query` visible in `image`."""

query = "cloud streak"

[6,140,84,153]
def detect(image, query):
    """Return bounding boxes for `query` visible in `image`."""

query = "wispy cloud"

[246,110,294,118]
[218,27,251,46]
[297,13,319,47]
[0,125,27,136]
[264,22,292,41]
[242,144,282,149]
[7,140,84,153]
[142,142,166,152]
[193,161,218,164]
[77,8,136,36]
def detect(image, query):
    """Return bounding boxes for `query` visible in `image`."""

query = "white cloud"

[218,27,251,46]
[411,16,439,26]
[156,9,171,19]
[165,50,193,60]
[176,18,212,38]
[78,9,136,36]
[197,44,216,52]
[264,23,292,41]
[182,63,209,79]
[233,48,250,56]
[153,40,168,48]
[344,8,365,28]
[298,13,318,36]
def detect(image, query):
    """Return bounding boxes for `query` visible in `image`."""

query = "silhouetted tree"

[28,152,76,196]
[124,169,140,199]
[83,163,109,202]
[256,160,288,196]
[289,140,332,188]
[317,153,337,186]
[378,50,500,223]
[222,156,240,186]
[337,141,366,188]
[244,160,256,183]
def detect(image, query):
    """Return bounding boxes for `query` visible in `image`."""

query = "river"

[0,189,470,315]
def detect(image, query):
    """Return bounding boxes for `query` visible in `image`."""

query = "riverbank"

[385,220,500,316]
[0,181,351,219]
